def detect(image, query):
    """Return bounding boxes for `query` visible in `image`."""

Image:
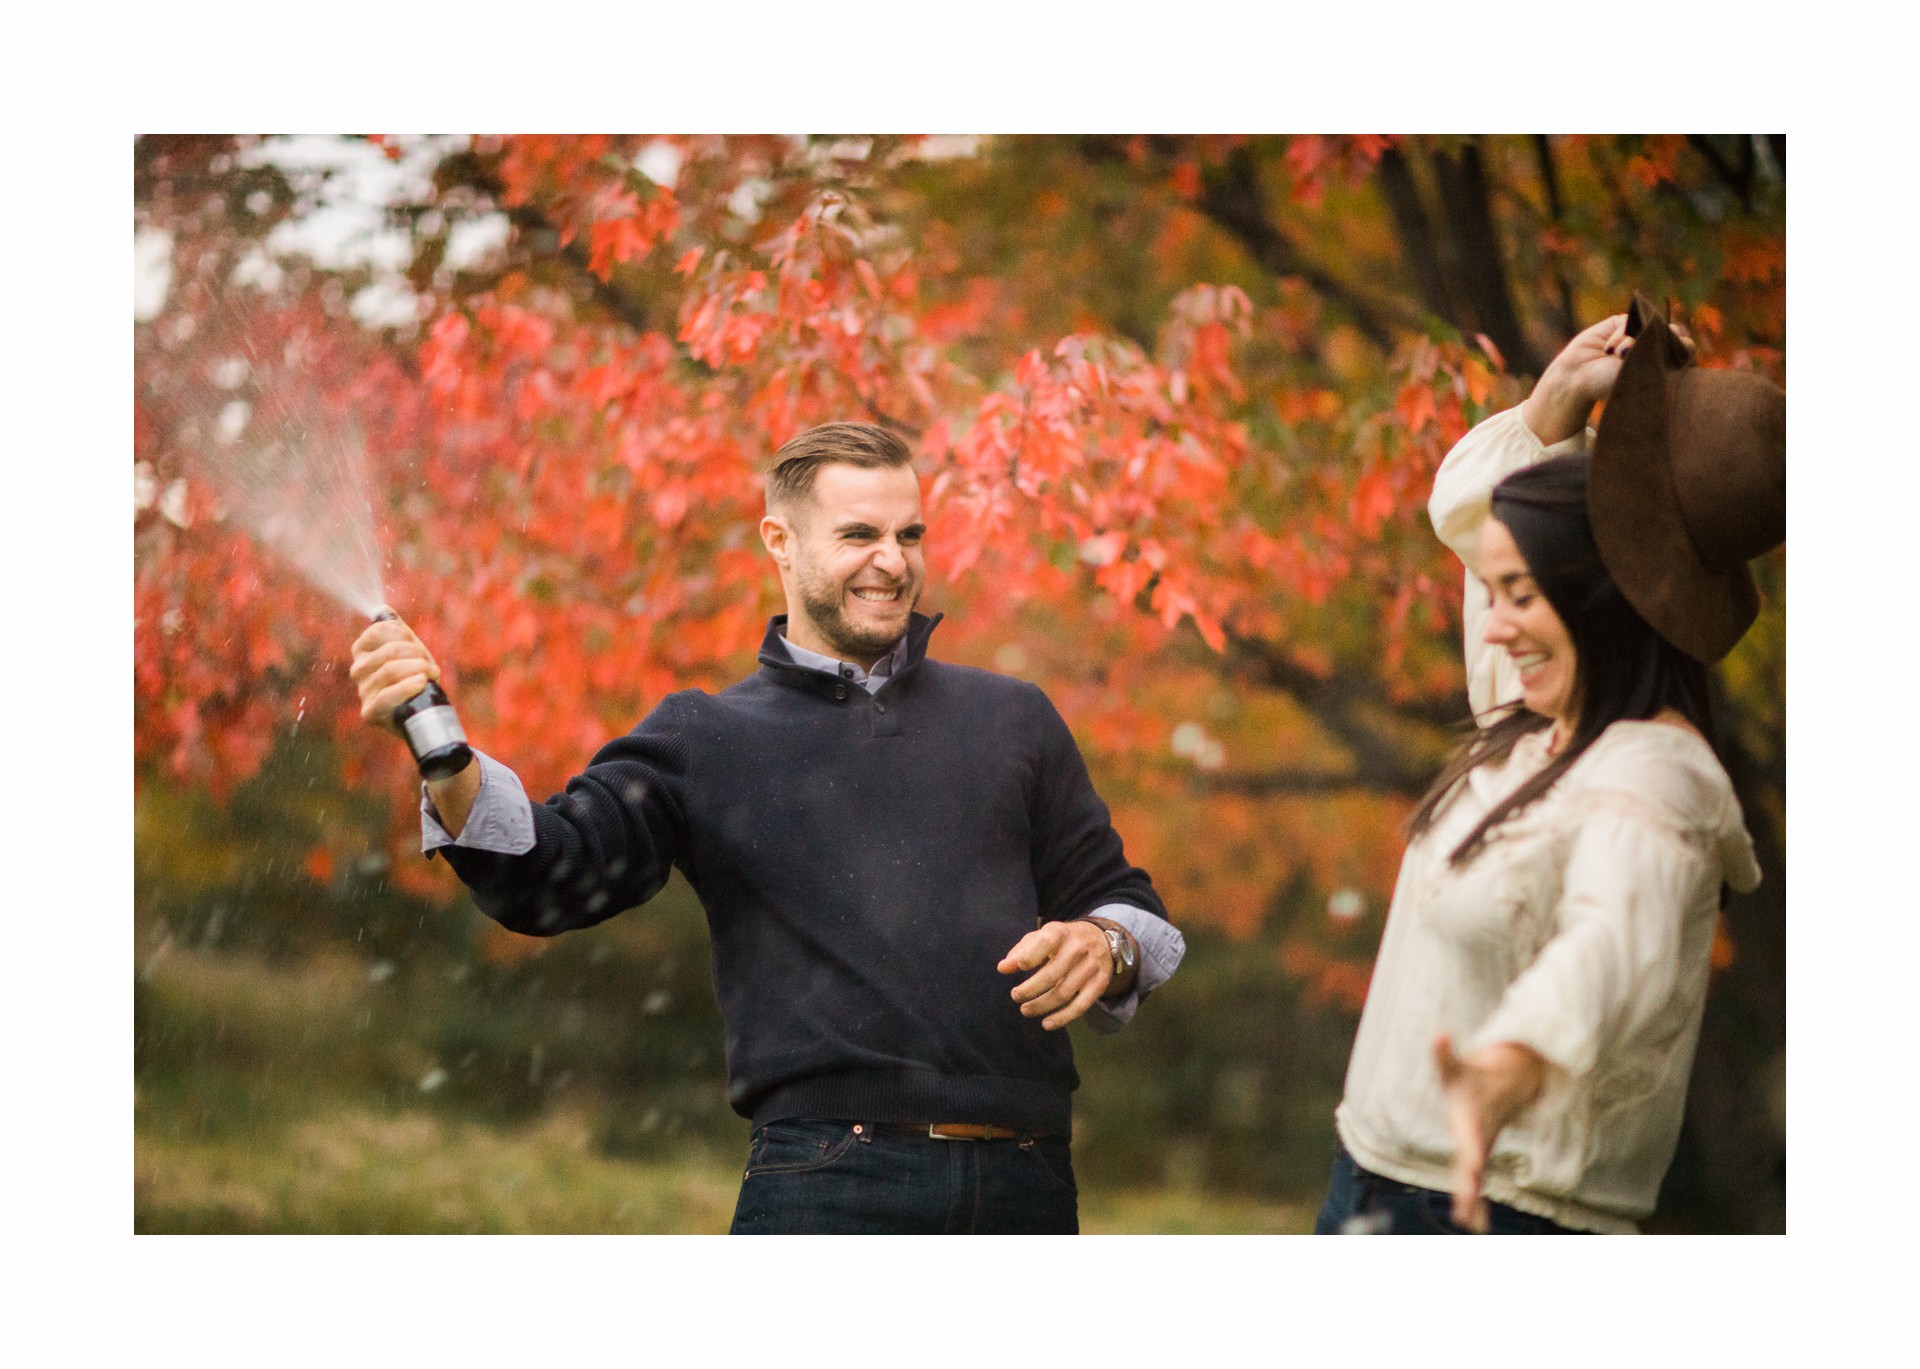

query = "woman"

[1315,305,1780,1234]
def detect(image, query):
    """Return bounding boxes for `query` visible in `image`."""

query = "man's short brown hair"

[765,422,915,516]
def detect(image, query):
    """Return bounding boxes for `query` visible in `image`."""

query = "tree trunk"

[1657,682,1787,1231]
[1376,146,1457,325]
[1430,138,1542,376]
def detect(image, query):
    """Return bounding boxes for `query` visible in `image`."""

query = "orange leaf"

[1394,381,1437,433]
[303,846,335,883]
[1710,914,1736,970]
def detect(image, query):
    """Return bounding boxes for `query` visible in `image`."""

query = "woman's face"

[1478,515,1579,731]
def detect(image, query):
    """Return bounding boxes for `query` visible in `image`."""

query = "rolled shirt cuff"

[1077,902,1186,1034]
[421,749,536,855]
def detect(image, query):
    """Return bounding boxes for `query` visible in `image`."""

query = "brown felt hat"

[1588,294,1786,665]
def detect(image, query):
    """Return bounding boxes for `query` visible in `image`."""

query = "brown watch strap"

[1082,916,1139,984]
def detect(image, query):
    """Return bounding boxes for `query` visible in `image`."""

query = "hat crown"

[1667,368,1787,569]
[1587,295,1786,665]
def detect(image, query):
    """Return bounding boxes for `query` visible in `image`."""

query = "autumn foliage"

[134,134,1786,1000]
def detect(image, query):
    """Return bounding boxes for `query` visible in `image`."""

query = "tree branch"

[1224,631,1465,728]
[432,149,655,335]
[499,204,654,334]
[1199,766,1428,799]
[1220,630,1464,797]
[1532,135,1577,338]
[1430,138,1542,376]
[1685,135,1755,210]
[1192,145,1410,352]
[1376,145,1457,324]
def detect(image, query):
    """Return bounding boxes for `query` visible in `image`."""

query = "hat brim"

[1588,310,1759,665]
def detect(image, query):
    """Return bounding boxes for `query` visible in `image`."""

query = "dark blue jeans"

[1313,1141,1584,1235]
[729,1120,1079,1234]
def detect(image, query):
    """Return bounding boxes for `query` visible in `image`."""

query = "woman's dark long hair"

[1406,452,1715,864]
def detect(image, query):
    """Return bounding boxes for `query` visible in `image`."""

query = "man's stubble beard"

[794,561,922,663]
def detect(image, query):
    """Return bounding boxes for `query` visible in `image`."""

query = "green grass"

[137,1099,743,1233]
[1081,1189,1313,1234]
[134,933,1318,1234]
[137,1089,1315,1234]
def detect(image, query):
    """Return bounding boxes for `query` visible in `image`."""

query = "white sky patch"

[246,134,455,272]
[217,400,251,443]
[351,278,422,329]
[136,136,976,329]
[635,140,682,188]
[816,135,873,162]
[158,479,192,527]
[1326,888,1367,921]
[444,212,510,270]
[917,135,983,160]
[134,228,173,320]
[230,244,287,293]
[1170,720,1226,771]
[235,135,471,329]
[728,176,772,223]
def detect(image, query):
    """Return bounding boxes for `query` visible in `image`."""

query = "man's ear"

[760,512,792,570]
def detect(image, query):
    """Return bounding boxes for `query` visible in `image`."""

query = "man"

[351,421,1183,1233]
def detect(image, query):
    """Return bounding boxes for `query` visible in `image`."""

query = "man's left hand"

[998,921,1113,1030]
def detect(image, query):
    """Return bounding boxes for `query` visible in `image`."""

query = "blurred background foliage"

[134,134,1784,1232]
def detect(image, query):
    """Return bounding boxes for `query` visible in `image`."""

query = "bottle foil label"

[403,704,467,755]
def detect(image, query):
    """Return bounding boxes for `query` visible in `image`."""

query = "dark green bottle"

[373,609,473,781]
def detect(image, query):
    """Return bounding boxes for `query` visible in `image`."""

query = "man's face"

[767,462,925,667]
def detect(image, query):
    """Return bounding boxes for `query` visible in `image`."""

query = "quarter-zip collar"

[756,611,944,697]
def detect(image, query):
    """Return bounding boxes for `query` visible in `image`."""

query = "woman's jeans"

[729,1119,1079,1234]
[1313,1141,1583,1235]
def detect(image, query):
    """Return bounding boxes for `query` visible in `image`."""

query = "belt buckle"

[927,1122,1005,1141]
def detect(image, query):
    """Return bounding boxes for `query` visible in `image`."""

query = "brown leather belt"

[876,1121,1025,1141]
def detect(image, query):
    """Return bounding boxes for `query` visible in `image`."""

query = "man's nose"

[872,540,907,577]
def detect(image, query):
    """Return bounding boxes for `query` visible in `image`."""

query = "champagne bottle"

[372,609,473,781]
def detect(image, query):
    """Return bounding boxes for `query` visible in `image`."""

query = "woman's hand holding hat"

[1521,312,1700,449]
[1588,294,1783,664]
[1521,314,1631,445]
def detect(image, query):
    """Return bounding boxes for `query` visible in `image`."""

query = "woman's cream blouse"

[1332,406,1763,1233]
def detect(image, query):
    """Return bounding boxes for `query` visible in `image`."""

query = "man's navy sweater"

[440,613,1170,1136]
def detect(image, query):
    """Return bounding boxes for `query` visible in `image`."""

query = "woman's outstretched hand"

[1432,1034,1548,1233]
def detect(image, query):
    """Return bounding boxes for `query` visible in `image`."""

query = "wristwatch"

[1088,918,1138,983]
